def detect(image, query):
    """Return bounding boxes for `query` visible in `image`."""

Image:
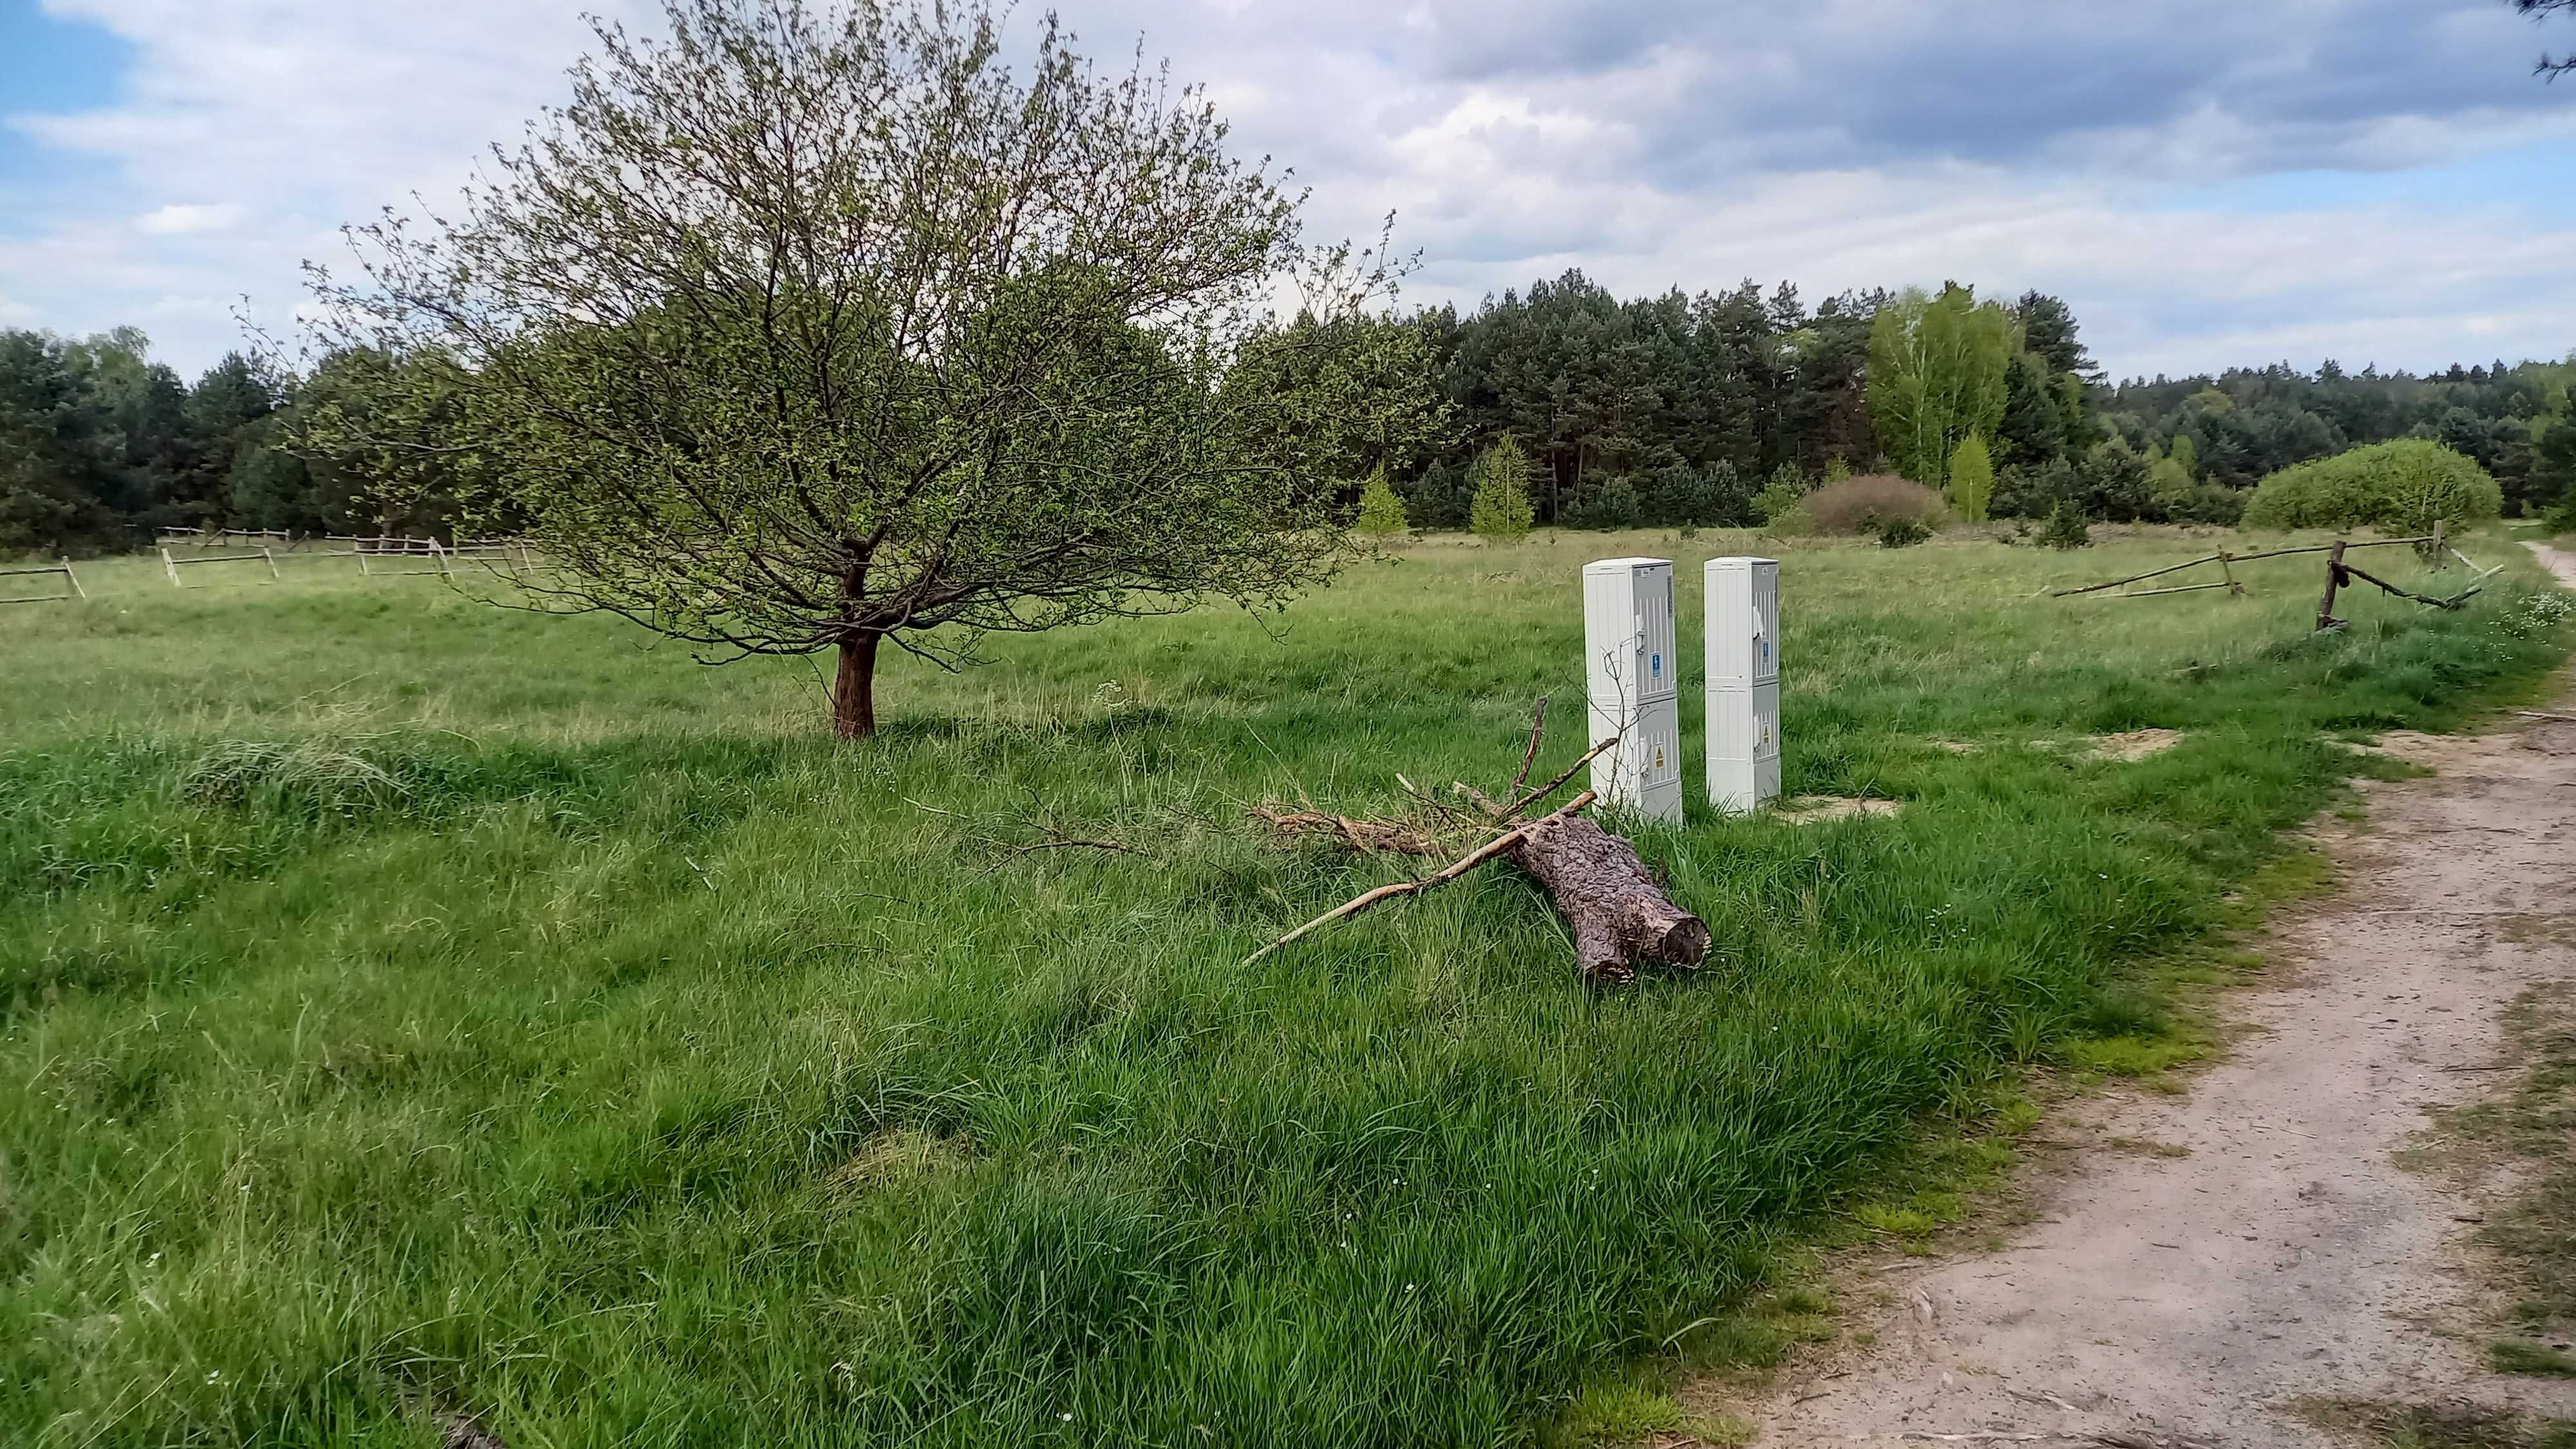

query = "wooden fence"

[0,558,84,605]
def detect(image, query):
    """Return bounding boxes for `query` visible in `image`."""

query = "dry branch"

[1242,793,1593,965]
[1249,807,1439,857]
[1244,709,1709,983]
[1503,735,1622,819]
[1510,697,1549,792]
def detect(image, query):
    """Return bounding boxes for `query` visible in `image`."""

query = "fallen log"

[1245,706,1711,983]
[1508,806,1713,985]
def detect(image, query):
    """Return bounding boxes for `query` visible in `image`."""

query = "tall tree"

[305,0,1418,739]
[0,331,128,553]
[2012,290,2098,382]
[184,352,285,522]
[1868,284,2013,489]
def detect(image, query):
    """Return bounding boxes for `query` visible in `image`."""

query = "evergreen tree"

[0,330,128,552]
[2012,290,2098,381]
[1947,433,1994,523]
[1468,435,1534,540]
[2038,499,2092,549]
[1353,468,1408,536]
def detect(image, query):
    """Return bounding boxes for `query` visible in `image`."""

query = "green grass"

[2,526,2569,1447]
[2491,1340,2576,1378]
[2442,982,2576,1381]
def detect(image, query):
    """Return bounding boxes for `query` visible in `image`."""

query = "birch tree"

[1867,284,2012,491]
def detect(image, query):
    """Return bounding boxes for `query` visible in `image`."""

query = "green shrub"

[1752,478,1809,531]
[2038,500,2091,549]
[1561,475,1642,529]
[1468,436,1535,540]
[1399,459,1472,530]
[1353,468,1408,536]
[2244,439,2502,533]
[1643,461,1749,528]
[1876,514,1931,548]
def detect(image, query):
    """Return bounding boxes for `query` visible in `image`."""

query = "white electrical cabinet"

[1705,556,1781,813]
[1582,558,1682,824]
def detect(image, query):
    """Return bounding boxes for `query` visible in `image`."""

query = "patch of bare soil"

[2083,728,2183,762]
[1717,545,2576,1448]
[1774,795,1904,824]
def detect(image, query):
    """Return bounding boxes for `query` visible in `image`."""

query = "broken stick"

[1242,792,1596,965]
[1245,708,1710,982]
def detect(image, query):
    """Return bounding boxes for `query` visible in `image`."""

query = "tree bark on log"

[1506,811,1711,984]
[1244,710,1710,983]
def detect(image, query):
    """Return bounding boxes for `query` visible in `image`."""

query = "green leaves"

[1868,285,2013,491]
[1353,468,1409,537]
[299,0,1418,728]
[2244,439,2504,532]
[1468,436,1535,541]
[1947,433,1994,525]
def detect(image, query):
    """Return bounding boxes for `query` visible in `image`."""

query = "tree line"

[1388,274,2573,533]
[10,286,2573,558]
[0,328,474,554]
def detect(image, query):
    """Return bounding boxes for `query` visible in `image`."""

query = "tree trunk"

[833,630,880,740]
[1507,811,1712,985]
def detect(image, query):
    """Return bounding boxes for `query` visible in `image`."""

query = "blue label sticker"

[1651,652,1662,678]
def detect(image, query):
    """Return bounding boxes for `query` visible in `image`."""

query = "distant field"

[3,527,2569,1448]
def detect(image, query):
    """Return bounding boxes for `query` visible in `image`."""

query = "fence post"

[2315,540,2348,631]
[162,547,181,587]
[62,557,85,600]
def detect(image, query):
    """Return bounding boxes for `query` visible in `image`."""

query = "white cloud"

[135,202,245,234]
[3,0,2571,379]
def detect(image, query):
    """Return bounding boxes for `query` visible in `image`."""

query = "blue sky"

[3,0,2573,381]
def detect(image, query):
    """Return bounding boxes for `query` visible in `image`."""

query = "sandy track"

[1734,544,2576,1448]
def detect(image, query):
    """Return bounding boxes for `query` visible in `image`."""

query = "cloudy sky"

[3,0,2572,382]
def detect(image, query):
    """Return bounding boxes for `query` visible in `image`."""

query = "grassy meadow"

[3,527,2571,1447]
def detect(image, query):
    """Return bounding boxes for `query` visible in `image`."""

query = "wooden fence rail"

[160,546,279,587]
[2052,529,2498,631]
[0,558,84,605]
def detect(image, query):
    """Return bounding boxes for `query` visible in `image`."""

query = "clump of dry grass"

[1804,475,1946,535]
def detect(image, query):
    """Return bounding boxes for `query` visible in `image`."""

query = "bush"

[1993,459,2069,520]
[1561,475,1641,529]
[2038,500,2091,549]
[1643,461,1750,528]
[2244,439,2503,533]
[1752,477,1810,531]
[2073,442,2157,522]
[1468,437,1535,541]
[1399,459,1472,530]
[1804,474,1945,535]
[1876,514,1931,548]
[1352,468,1408,536]
[2157,479,2246,526]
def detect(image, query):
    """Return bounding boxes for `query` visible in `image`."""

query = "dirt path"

[1734,544,2576,1448]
